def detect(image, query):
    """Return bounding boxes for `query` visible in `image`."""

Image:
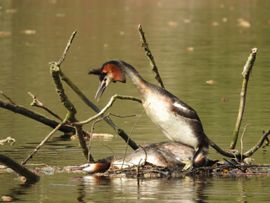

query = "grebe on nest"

[89,60,209,168]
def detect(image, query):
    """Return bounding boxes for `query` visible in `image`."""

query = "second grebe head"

[89,60,126,100]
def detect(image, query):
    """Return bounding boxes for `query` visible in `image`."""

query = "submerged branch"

[230,48,257,149]
[0,154,39,184]
[138,24,165,89]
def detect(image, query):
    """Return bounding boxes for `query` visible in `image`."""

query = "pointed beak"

[95,76,111,101]
[95,80,107,101]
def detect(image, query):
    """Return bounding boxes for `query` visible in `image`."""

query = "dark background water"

[0,0,270,202]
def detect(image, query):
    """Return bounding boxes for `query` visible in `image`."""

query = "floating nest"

[1,161,270,180]
[1,141,270,180]
[106,163,270,179]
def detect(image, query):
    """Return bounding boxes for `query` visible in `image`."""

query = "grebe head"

[89,60,126,100]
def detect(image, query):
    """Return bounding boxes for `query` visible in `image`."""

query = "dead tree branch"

[28,92,63,121]
[0,98,74,134]
[56,31,77,66]
[209,128,270,161]
[0,154,39,184]
[76,94,141,125]
[138,24,165,89]
[50,31,93,162]
[0,90,16,104]
[208,139,238,158]
[230,48,257,149]
[50,63,92,162]
[21,117,68,165]
[243,129,270,158]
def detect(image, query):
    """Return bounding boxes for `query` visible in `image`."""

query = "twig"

[87,116,105,162]
[76,94,142,125]
[243,129,270,158]
[109,113,137,118]
[0,98,74,134]
[223,158,246,172]
[240,124,248,160]
[0,90,16,105]
[56,31,77,66]
[0,154,39,184]
[230,48,257,149]
[90,115,107,135]
[60,70,140,150]
[28,92,63,121]
[121,110,144,170]
[138,24,165,89]
[76,124,93,162]
[21,117,68,165]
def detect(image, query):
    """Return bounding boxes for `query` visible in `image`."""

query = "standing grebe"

[89,60,209,167]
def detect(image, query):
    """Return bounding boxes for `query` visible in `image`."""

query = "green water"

[1,0,270,202]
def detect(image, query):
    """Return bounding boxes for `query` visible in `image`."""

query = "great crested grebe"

[89,60,209,167]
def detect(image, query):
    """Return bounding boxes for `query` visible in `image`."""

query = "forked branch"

[28,92,63,121]
[21,117,68,165]
[50,33,92,161]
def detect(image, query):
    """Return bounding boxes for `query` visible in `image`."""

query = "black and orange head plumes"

[89,60,126,100]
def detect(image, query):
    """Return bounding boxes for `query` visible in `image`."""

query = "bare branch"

[230,48,258,149]
[208,139,239,158]
[138,24,165,89]
[243,129,270,158]
[28,92,63,121]
[209,127,270,161]
[49,31,92,162]
[50,64,77,120]
[240,124,248,160]
[0,98,74,134]
[76,94,141,125]
[21,116,68,165]
[56,31,77,67]
[50,63,91,162]
[109,113,137,118]
[0,91,16,105]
